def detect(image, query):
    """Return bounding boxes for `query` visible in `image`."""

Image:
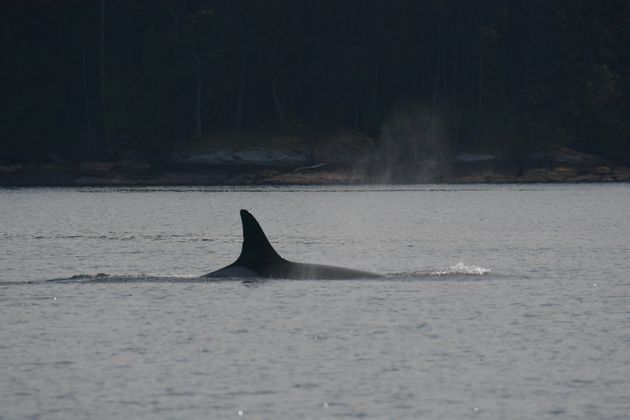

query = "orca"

[204,210,381,279]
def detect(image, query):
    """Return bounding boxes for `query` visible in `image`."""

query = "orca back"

[205,210,381,279]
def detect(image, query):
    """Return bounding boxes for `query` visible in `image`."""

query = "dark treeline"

[2,0,629,165]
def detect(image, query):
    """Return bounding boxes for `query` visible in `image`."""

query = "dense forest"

[2,0,629,166]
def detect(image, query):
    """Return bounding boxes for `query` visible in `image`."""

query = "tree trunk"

[234,51,246,128]
[193,49,203,137]
[475,55,484,143]
[100,0,109,155]
[270,77,287,126]
[191,17,203,138]
[432,48,440,136]
[82,42,93,154]
[234,76,245,128]
[165,0,185,143]
[128,0,134,70]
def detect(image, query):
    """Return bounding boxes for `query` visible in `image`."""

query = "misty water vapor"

[377,105,451,183]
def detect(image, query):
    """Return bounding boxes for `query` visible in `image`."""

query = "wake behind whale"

[0,265,494,286]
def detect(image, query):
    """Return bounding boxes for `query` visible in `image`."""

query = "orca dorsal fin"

[235,210,283,269]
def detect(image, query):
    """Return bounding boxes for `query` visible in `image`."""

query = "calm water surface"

[1,184,629,419]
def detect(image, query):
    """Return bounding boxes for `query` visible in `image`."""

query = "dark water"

[1,185,629,419]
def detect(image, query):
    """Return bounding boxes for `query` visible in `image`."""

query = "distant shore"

[2,128,629,187]
[1,159,628,187]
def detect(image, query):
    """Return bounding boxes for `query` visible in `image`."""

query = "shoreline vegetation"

[2,128,628,187]
[3,2,629,181]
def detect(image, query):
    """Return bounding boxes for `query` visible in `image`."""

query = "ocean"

[1,184,629,419]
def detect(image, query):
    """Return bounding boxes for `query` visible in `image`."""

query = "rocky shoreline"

[2,129,628,186]
[1,156,628,187]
